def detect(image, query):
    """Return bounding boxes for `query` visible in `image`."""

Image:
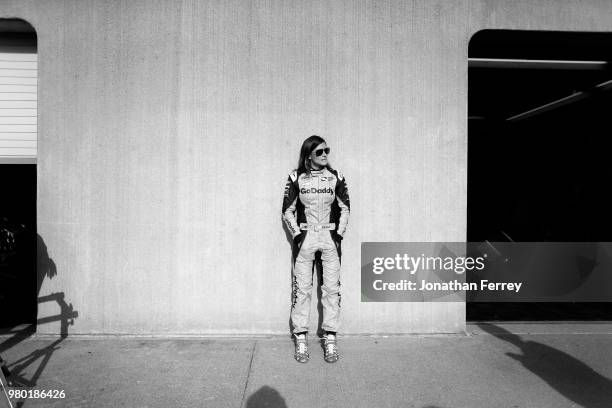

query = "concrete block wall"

[1,0,610,334]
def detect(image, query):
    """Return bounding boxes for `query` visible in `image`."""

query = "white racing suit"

[282,167,350,334]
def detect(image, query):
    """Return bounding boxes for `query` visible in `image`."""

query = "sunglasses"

[313,147,330,157]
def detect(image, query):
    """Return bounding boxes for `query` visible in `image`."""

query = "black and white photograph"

[1,1,612,407]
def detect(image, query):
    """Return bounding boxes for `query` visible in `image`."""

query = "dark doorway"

[467,30,612,321]
[0,19,37,329]
[0,165,37,327]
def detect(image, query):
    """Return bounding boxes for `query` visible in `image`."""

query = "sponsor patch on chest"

[300,187,334,195]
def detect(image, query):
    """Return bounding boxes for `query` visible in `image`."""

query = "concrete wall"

[1,0,610,334]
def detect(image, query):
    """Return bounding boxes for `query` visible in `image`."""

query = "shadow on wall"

[477,323,612,408]
[245,385,287,408]
[0,232,78,389]
[36,234,56,297]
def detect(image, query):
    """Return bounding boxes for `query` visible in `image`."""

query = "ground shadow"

[3,292,78,388]
[245,385,287,408]
[478,323,612,408]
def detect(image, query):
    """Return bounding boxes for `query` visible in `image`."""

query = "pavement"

[1,323,612,408]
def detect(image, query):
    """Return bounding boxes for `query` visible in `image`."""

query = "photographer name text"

[372,279,522,293]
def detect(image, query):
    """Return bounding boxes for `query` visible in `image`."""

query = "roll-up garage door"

[0,25,37,163]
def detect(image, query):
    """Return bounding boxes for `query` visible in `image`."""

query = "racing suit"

[282,167,350,334]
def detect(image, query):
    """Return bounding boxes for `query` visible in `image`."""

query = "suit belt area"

[299,223,336,232]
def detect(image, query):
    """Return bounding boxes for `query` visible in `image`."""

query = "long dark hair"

[297,135,332,175]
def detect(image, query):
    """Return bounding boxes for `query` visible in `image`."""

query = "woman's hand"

[293,233,303,250]
[331,231,343,248]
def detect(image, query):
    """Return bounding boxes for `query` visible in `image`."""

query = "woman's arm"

[282,170,301,237]
[335,172,350,236]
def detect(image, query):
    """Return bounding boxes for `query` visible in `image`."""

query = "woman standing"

[282,135,350,363]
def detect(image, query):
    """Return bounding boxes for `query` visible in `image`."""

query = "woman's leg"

[320,232,341,333]
[291,232,315,334]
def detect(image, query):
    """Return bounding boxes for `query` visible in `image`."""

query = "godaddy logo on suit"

[301,187,333,195]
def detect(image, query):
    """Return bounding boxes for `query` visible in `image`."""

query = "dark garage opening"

[1,165,37,328]
[467,30,612,321]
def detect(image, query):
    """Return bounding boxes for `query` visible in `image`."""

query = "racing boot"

[294,333,310,363]
[323,333,339,363]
